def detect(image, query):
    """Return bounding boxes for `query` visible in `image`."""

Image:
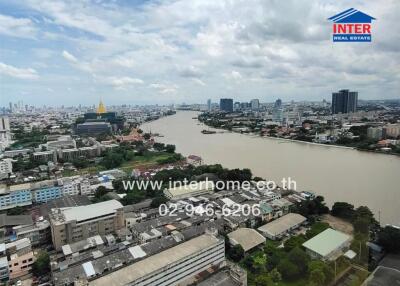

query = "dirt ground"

[321,214,354,236]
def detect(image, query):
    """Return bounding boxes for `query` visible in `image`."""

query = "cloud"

[62,50,78,63]
[1,0,399,104]
[150,83,179,94]
[0,62,39,79]
[223,70,243,81]
[104,76,144,90]
[177,65,203,78]
[0,14,37,39]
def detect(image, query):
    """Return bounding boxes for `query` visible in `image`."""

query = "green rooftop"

[302,228,351,257]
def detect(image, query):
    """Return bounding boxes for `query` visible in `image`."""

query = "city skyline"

[0,0,399,106]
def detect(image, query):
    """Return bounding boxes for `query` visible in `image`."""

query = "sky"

[0,0,399,106]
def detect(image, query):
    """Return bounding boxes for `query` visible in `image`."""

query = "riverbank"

[197,118,400,157]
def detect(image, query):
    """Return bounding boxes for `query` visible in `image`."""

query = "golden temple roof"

[97,100,106,114]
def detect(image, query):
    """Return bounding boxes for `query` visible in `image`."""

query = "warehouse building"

[302,228,351,261]
[164,181,214,200]
[227,228,266,252]
[257,213,306,240]
[89,233,225,286]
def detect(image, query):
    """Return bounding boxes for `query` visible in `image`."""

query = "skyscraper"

[272,99,283,123]
[220,98,233,112]
[331,89,358,114]
[207,99,211,111]
[250,99,260,111]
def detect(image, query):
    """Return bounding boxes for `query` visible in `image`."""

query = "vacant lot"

[322,214,354,235]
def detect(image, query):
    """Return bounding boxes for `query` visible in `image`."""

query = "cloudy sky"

[0,0,399,106]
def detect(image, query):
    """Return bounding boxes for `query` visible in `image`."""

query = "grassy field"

[64,151,179,176]
[120,152,178,172]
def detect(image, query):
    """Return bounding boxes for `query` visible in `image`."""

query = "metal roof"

[302,228,351,257]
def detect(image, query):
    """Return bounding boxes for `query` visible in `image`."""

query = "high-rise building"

[331,89,358,114]
[250,99,260,111]
[272,99,283,123]
[207,99,211,111]
[220,98,233,112]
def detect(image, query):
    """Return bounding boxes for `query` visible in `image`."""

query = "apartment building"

[0,159,12,180]
[5,238,35,279]
[32,150,57,163]
[49,200,125,250]
[31,180,62,203]
[0,184,32,210]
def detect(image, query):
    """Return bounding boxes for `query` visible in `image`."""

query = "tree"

[252,253,267,273]
[306,222,329,239]
[32,251,50,277]
[288,247,309,274]
[284,235,306,252]
[72,157,90,169]
[378,226,400,253]
[270,268,282,283]
[165,144,176,153]
[309,269,325,286]
[227,244,244,262]
[151,196,168,208]
[308,260,333,285]
[254,274,273,286]
[278,259,300,279]
[95,186,108,199]
[153,142,165,151]
[331,202,355,220]
[143,133,151,140]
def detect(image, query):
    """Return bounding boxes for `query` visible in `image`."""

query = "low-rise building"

[164,181,214,200]
[49,200,125,250]
[257,213,306,240]
[227,228,266,252]
[6,238,35,279]
[302,228,351,261]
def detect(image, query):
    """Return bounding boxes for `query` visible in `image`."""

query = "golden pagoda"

[96,100,106,114]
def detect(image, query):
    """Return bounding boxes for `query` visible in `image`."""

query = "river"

[142,111,400,226]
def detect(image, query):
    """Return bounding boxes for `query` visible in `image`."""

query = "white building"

[0,159,12,180]
[89,233,225,286]
[58,176,81,196]
[0,117,11,151]
[302,228,351,261]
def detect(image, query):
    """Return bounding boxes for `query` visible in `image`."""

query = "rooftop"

[51,199,123,224]
[89,234,222,286]
[0,214,33,228]
[258,213,306,236]
[302,228,351,257]
[227,228,266,252]
[166,180,214,198]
